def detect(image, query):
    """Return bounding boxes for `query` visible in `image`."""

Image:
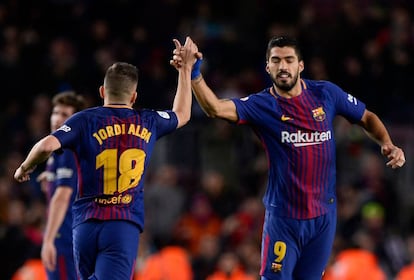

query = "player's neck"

[104,102,132,108]
[273,87,300,99]
[272,79,304,99]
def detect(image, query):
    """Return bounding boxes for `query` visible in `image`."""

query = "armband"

[191,58,203,80]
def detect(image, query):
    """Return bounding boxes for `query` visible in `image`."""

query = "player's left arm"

[358,109,405,169]
[171,37,198,128]
[41,186,73,271]
[14,135,62,182]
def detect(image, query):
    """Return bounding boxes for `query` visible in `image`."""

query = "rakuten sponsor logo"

[281,130,332,147]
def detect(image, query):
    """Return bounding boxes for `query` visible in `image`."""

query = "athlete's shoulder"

[303,79,343,93]
[70,106,100,119]
[139,108,175,120]
[78,106,100,113]
[255,87,272,98]
[235,88,272,102]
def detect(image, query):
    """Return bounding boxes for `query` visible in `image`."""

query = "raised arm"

[191,75,238,122]
[172,36,197,128]
[170,37,238,122]
[41,186,73,271]
[359,109,405,169]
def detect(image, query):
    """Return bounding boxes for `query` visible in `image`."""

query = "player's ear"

[299,60,304,73]
[131,91,137,104]
[99,86,105,99]
[265,63,270,74]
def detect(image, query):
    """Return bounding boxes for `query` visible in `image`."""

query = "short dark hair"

[104,62,138,98]
[266,36,302,61]
[52,91,86,112]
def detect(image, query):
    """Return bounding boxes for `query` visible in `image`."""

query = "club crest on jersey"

[271,262,282,272]
[312,107,326,121]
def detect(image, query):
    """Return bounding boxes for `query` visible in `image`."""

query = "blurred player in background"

[38,91,86,279]
[14,36,198,280]
[171,36,405,279]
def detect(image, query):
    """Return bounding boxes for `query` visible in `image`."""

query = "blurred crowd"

[0,0,414,279]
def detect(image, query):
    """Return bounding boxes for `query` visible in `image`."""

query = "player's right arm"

[191,75,238,122]
[170,37,238,122]
[14,135,61,182]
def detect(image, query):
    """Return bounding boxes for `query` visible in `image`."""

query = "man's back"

[51,105,179,230]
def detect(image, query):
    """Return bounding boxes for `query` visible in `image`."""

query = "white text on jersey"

[281,130,332,147]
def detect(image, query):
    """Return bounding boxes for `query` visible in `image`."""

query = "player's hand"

[41,241,57,271]
[381,143,405,169]
[170,36,202,70]
[14,165,34,182]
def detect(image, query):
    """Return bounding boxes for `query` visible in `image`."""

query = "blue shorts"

[73,219,140,280]
[260,209,336,280]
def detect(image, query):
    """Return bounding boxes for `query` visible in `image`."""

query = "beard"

[271,71,299,92]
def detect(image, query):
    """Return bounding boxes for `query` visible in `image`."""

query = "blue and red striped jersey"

[52,106,178,231]
[44,150,77,247]
[232,79,365,219]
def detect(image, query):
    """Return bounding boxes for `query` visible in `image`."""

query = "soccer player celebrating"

[14,36,198,280]
[171,36,405,280]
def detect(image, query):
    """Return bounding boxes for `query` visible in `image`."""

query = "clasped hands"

[170,36,203,76]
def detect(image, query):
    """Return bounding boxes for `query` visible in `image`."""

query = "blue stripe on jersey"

[232,79,365,219]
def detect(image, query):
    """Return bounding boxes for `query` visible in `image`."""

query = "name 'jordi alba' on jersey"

[52,106,178,231]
